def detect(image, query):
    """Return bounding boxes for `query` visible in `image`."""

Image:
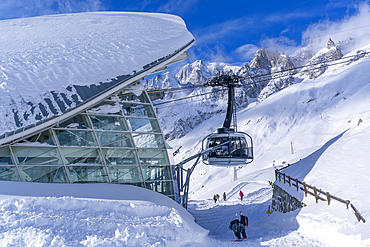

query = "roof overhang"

[0,39,195,146]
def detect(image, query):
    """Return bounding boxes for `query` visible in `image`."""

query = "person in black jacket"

[229,218,242,240]
[239,211,248,239]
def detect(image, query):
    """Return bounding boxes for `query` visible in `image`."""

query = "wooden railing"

[275,169,366,223]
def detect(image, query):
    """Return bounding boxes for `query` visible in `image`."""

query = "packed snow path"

[186,168,365,246]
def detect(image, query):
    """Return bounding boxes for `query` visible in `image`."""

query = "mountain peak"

[249,48,280,69]
[326,38,336,49]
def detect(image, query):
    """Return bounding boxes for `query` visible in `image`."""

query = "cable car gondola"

[202,75,253,166]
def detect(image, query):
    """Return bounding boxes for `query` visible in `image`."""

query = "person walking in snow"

[239,211,248,239]
[239,190,244,201]
[216,194,220,201]
[213,194,217,203]
[223,192,226,201]
[229,217,242,240]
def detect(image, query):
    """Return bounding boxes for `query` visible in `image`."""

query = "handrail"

[275,169,366,223]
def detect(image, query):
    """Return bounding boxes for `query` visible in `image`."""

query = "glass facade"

[0,88,175,198]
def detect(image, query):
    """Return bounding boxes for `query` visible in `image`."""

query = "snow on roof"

[0,12,194,137]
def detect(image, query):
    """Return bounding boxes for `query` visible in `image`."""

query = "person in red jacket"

[239,190,244,201]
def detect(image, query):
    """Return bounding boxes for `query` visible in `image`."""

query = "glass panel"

[58,115,91,129]
[230,137,248,157]
[0,146,14,165]
[18,166,68,183]
[121,103,155,118]
[11,146,63,165]
[137,149,169,165]
[142,166,172,181]
[132,133,165,148]
[95,132,134,147]
[67,166,108,183]
[54,130,98,147]
[127,118,161,132]
[101,148,138,165]
[0,166,20,181]
[18,130,55,146]
[107,166,143,183]
[90,115,128,131]
[118,90,149,103]
[59,148,103,165]
[145,181,174,195]
[208,137,229,157]
[86,101,122,115]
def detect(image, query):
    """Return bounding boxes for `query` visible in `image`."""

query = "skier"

[216,194,220,201]
[229,214,242,240]
[223,192,226,201]
[213,194,217,203]
[239,211,248,239]
[239,190,244,201]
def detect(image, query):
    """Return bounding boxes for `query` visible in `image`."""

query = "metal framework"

[175,142,228,209]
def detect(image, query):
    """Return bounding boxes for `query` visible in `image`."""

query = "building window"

[126,118,161,132]
[18,166,68,183]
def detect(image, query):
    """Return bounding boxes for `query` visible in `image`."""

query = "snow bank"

[0,181,208,246]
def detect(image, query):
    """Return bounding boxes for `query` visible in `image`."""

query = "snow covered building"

[0,12,194,200]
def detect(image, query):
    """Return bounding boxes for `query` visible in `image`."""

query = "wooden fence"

[275,169,366,223]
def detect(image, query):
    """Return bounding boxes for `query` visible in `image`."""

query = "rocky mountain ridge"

[144,39,346,141]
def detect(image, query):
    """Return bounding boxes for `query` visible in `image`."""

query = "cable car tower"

[175,74,253,209]
[202,74,253,166]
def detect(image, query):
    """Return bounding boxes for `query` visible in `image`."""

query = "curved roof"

[0,12,194,141]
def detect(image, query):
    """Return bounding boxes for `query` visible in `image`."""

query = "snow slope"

[170,44,370,246]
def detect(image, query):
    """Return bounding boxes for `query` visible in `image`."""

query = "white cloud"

[280,28,290,35]
[194,17,250,45]
[259,36,297,55]
[0,0,103,20]
[301,2,370,54]
[234,36,297,63]
[234,2,370,61]
[264,12,312,22]
[156,0,200,15]
[235,44,260,61]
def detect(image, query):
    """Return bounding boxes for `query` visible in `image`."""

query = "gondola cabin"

[202,128,253,166]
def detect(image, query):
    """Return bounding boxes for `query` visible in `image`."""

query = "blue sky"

[1,0,370,66]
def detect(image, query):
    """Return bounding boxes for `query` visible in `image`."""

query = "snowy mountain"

[145,43,314,141]
[167,39,370,246]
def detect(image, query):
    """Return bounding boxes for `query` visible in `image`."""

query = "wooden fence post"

[346,200,350,209]
[303,182,307,197]
[288,176,291,187]
[295,178,299,191]
[278,172,281,182]
[275,170,277,180]
[283,173,286,184]
[313,186,318,203]
[326,192,330,205]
